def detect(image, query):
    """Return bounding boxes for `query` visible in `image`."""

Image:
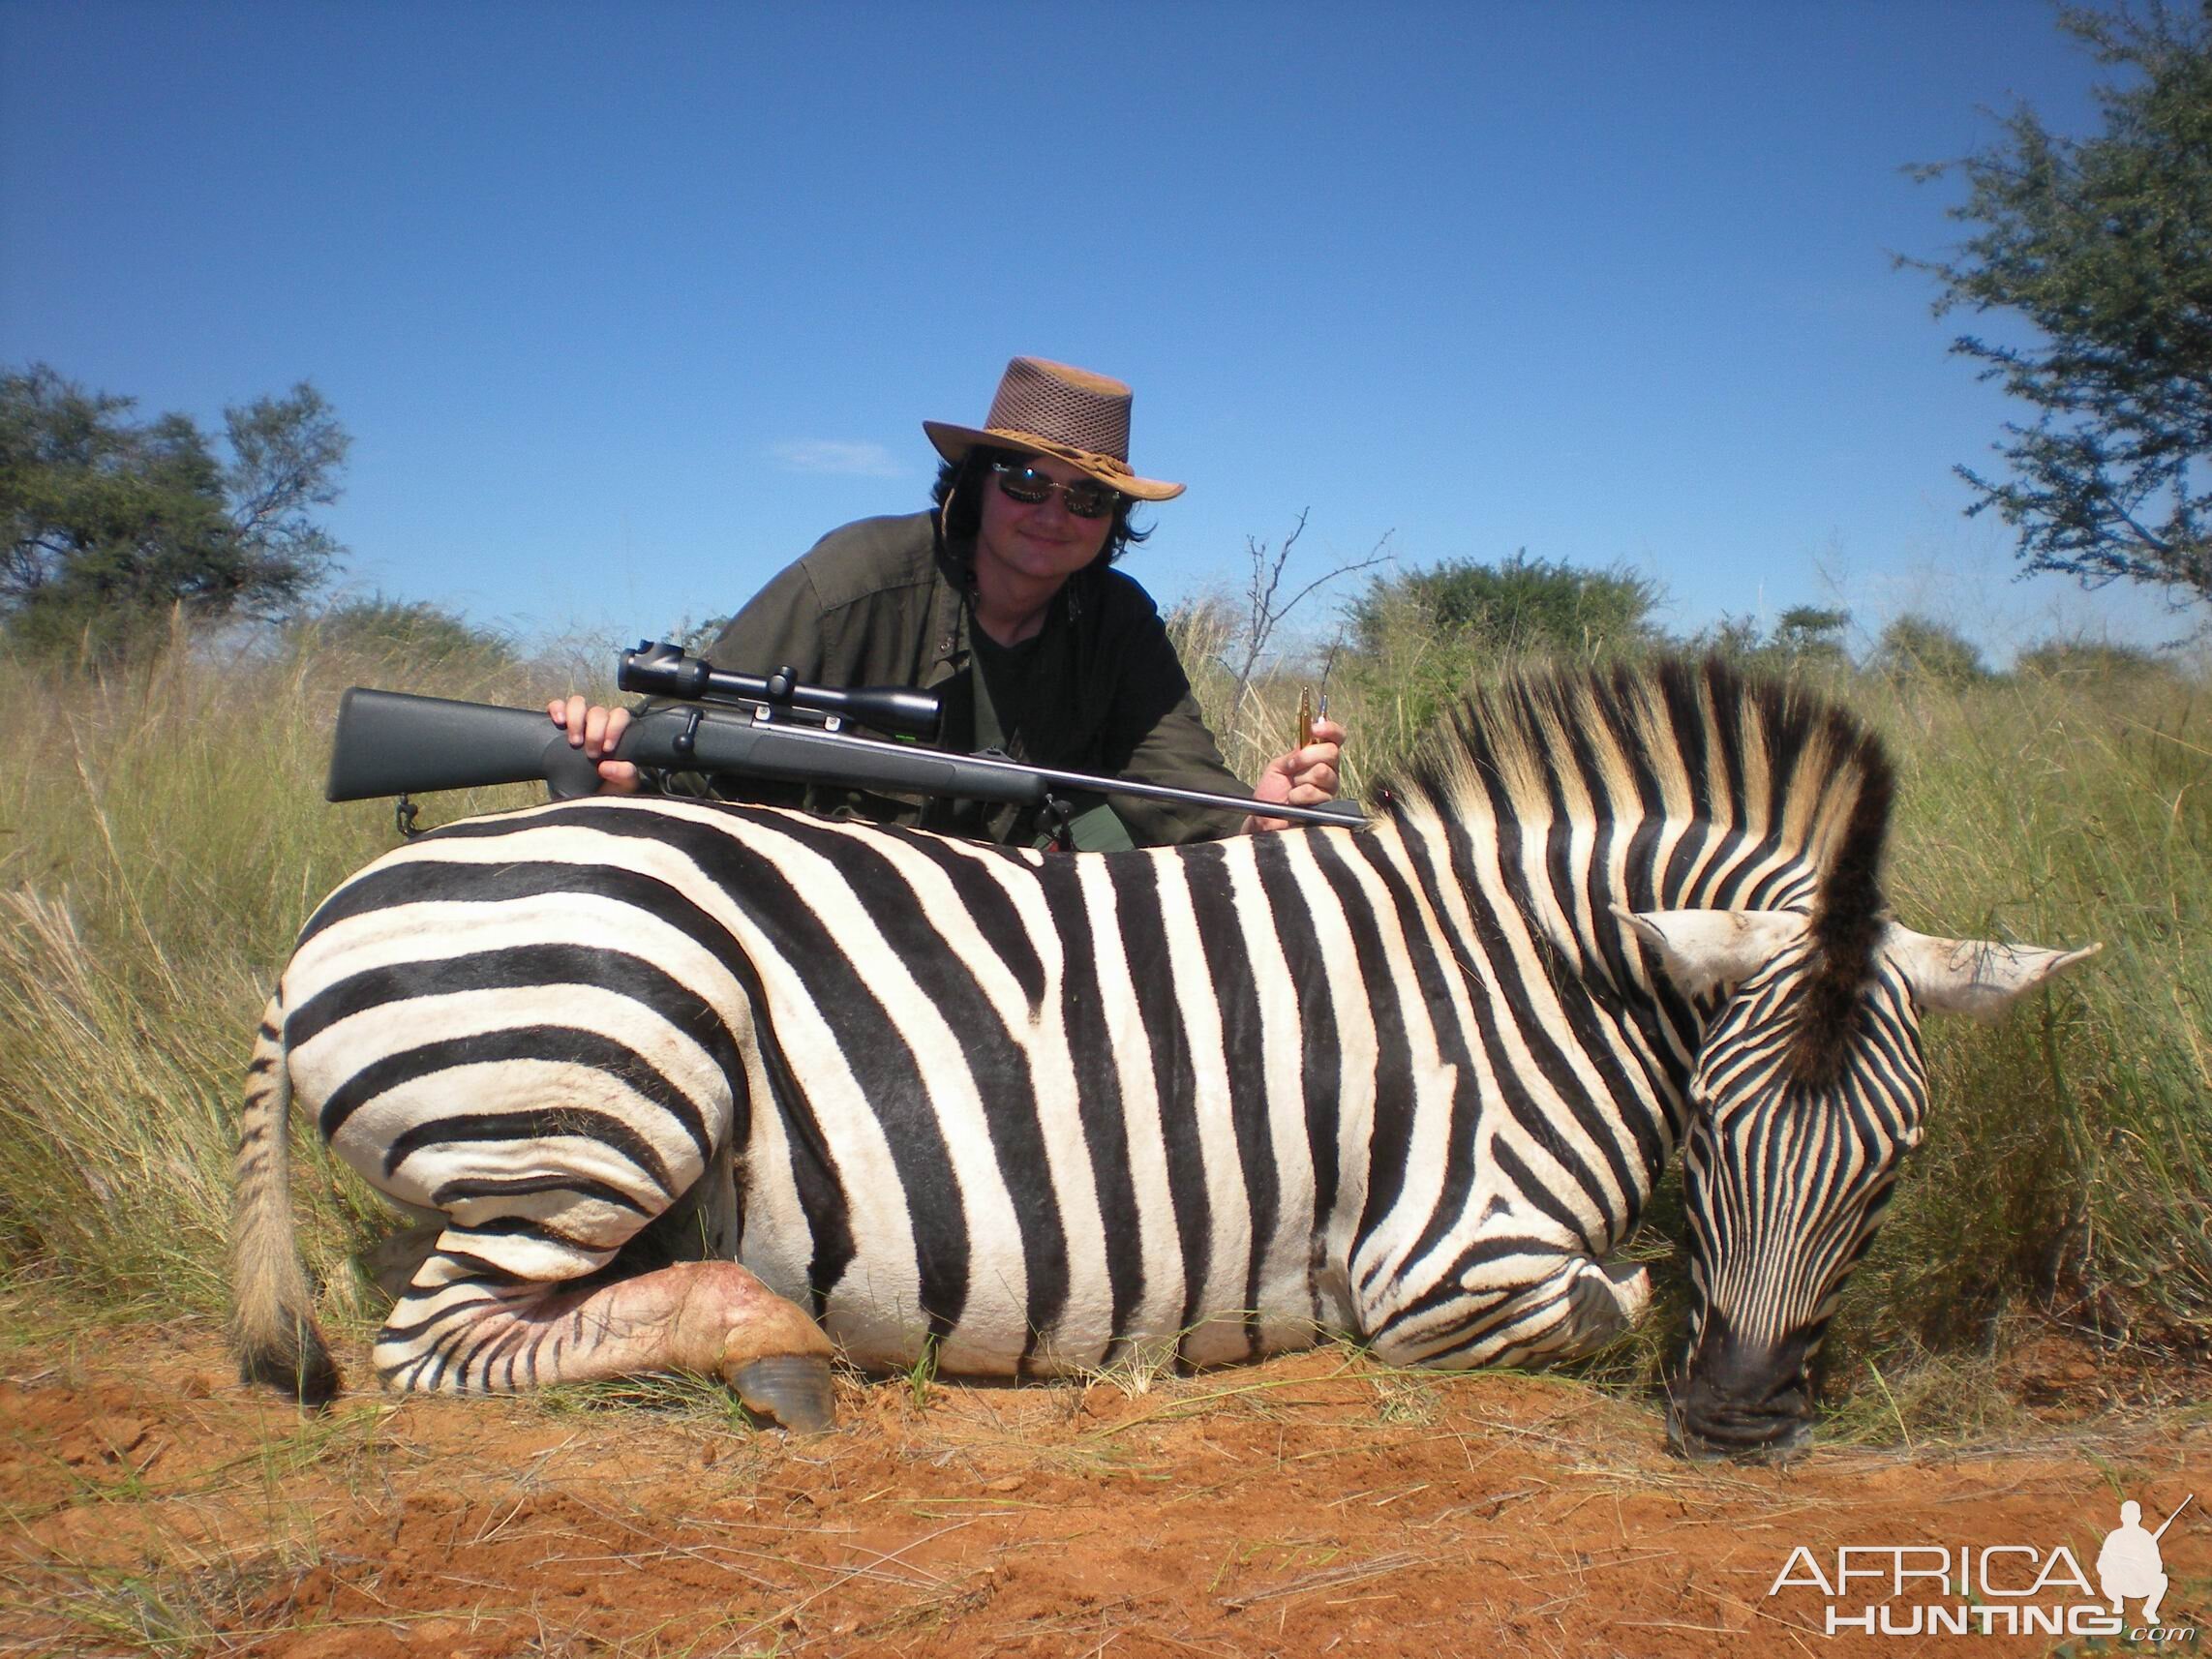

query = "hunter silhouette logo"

[2100,1495,2192,1625]
[1766,1489,2198,1640]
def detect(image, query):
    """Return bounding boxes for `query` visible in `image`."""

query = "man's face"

[973,454,1116,595]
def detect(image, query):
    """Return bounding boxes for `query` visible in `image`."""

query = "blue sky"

[3,1,2197,665]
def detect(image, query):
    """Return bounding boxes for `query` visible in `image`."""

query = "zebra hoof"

[730,1355,837,1433]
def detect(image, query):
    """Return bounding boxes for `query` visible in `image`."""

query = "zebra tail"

[229,990,340,1405]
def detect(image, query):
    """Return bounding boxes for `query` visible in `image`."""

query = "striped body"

[268,660,1884,1387]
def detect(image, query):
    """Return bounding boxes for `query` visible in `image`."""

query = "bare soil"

[2,1316,2205,1658]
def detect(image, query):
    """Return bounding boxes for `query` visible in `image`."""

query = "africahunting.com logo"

[1766,1493,2197,1641]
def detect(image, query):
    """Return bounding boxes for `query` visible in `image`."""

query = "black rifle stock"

[327,688,606,801]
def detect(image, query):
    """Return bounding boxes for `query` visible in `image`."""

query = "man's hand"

[1242,715,1346,834]
[548,696,641,794]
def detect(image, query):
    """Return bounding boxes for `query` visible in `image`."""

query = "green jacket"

[668,511,1245,847]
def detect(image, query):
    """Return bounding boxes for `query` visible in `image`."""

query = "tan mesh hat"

[923,356,1185,502]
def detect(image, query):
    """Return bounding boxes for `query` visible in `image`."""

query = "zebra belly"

[729,1217,1339,1377]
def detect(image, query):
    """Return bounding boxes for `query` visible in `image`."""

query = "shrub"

[1340,553,1659,760]
[1873,614,1990,685]
[305,595,517,676]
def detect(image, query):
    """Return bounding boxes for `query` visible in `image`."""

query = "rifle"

[325,641,1366,836]
[2151,1493,2193,1541]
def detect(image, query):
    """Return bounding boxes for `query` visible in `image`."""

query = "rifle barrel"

[2152,1493,2193,1540]
[930,747,1365,830]
[629,708,1045,806]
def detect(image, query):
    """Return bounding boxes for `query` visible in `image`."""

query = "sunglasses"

[989,461,1121,520]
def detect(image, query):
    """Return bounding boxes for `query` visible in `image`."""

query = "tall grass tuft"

[0,612,551,1322]
[1838,660,2211,1355]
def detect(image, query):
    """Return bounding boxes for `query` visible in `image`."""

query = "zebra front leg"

[377,1238,837,1431]
[1487,1257,1651,1367]
[1369,1255,1652,1371]
[1563,1259,1651,1354]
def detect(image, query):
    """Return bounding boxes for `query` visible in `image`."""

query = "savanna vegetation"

[7,14,2209,1655]
[0,567,2203,1446]
[1,366,349,663]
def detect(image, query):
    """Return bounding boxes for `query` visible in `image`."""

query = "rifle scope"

[619,642,942,741]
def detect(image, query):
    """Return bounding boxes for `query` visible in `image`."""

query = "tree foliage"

[1770,604,1853,663]
[1,364,349,656]
[310,596,516,672]
[2014,632,2176,681]
[1907,3,2212,605]
[1703,604,1854,672]
[1338,551,1659,761]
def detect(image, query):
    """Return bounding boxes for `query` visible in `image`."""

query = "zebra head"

[1620,906,2098,1459]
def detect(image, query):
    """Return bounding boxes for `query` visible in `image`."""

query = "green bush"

[1872,613,1990,685]
[1347,550,1659,657]
[1338,553,1659,759]
[304,595,518,676]
[2015,635,2180,685]
[1699,605,1854,675]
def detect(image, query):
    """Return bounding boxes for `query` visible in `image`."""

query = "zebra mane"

[1372,655,1896,1084]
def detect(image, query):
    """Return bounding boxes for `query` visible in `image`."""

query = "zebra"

[232,657,2093,1455]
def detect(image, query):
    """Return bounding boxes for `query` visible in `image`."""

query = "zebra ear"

[1881,926,2102,1021]
[1611,906,1808,997]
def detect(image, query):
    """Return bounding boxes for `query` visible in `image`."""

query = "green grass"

[1838,665,2212,1356]
[0,613,2203,1445]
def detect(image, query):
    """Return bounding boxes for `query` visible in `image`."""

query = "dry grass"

[0,616,560,1323]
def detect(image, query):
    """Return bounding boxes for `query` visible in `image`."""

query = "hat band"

[983,429,1141,484]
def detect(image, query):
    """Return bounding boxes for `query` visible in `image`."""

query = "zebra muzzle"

[1665,1391,1814,1462]
[1667,1314,1816,1460]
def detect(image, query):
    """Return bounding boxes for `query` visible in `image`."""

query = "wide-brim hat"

[924,356,1185,502]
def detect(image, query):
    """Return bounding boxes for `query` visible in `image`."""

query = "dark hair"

[930,447,1153,567]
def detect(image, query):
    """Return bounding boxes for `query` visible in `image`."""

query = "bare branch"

[1229,513,1396,705]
